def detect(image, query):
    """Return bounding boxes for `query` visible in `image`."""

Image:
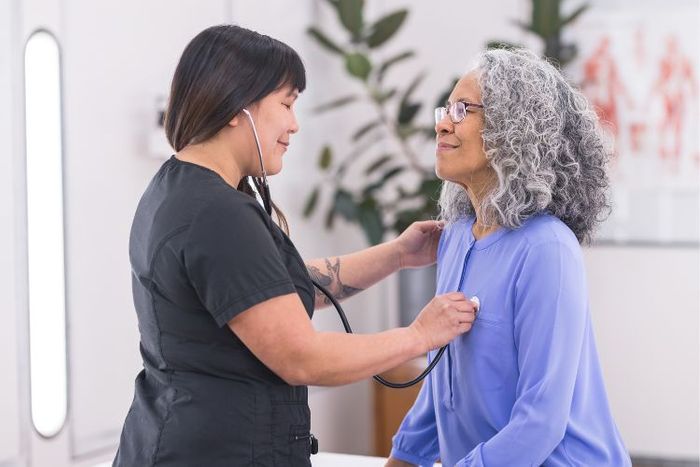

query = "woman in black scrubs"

[113,25,477,466]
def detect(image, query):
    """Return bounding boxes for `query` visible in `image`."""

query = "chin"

[434,162,454,182]
[435,166,445,181]
[267,160,283,176]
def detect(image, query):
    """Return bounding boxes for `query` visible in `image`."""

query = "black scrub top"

[113,156,316,466]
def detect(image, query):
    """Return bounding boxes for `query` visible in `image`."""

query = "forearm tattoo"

[306,258,364,305]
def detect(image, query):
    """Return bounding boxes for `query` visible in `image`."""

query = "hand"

[385,457,416,467]
[409,292,478,352]
[393,220,445,269]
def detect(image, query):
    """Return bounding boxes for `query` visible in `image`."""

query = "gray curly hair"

[437,48,612,244]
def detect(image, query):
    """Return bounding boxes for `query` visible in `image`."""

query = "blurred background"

[1,0,698,465]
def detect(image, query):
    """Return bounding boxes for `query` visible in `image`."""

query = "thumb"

[414,220,444,233]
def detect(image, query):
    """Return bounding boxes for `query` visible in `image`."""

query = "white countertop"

[313,452,440,466]
[96,451,434,466]
[312,451,389,466]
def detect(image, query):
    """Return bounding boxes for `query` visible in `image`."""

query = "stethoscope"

[241,108,450,388]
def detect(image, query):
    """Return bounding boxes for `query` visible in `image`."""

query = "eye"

[282,102,292,109]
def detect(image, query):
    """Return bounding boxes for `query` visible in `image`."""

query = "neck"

[176,136,244,188]
[460,175,500,240]
[471,218,500,240]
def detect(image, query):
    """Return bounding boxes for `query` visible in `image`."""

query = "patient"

[386,49,631,466]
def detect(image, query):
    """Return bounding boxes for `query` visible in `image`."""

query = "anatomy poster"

[569,2,699,244]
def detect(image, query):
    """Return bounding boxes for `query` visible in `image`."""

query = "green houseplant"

[304,0,589,247]
[487,0,589,67]
[303,0,454,246]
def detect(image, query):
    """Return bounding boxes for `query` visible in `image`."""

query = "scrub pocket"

[270,400,312,466]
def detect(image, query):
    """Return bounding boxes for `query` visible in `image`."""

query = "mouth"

[277,140,289,150]
[436,142,459,153]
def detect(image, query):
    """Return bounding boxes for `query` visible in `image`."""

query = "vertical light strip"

[24,30,67,438]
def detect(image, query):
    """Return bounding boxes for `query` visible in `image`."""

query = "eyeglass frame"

[434,100,484,125]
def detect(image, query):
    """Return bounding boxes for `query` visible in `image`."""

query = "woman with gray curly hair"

[387,49,630,466]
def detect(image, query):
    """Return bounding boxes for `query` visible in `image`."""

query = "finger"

[451,308,476,321]
[458,322,473,333]
[443,291,467,301]
[452,301,478,312]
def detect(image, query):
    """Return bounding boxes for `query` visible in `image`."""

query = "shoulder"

[440,216,472,242]
[512,215,585,280]
[507,214,585,277]
[195,187,268,222]
[437,216,472,257]
[185,188,274,244]
[518,214,580,255]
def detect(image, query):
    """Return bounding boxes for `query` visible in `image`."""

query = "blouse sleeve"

[390,357,441,467]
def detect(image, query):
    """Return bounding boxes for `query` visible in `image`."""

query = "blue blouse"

[391,214,630,466]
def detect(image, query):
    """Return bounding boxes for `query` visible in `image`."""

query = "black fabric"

[114,156,315,466]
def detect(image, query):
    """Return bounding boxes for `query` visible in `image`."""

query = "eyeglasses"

[434,101,484,125]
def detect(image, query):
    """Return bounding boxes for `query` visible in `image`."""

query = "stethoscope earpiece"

[241,108,272,216]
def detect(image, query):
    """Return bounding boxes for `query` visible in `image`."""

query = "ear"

[228,114,242,128]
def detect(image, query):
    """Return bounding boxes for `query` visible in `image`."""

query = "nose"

[289,111,300,134]
[435,113,453,135]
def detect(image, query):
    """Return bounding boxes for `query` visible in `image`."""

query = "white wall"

[585,245,699,459]
[60,1,233,458]
[0,0,25,464]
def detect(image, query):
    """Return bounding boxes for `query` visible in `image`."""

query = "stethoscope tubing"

[310,278,444,388]
[242,107,442,388]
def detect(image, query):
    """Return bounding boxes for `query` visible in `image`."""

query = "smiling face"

[435,71,495,194]
[243,84,300,176]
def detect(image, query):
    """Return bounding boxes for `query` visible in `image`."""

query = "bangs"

[273,44,306,93]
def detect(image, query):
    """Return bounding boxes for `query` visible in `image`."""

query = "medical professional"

[387,49,631,466]
[112,25,479,467]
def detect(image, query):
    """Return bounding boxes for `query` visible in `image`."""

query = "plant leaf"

[362,166,405,196]
[345,53,372,80]
[312,94,359,113]
[304,186,320,217]
[397,102,421,125]
[558,4,589,29]
[357,197,384,245]
[393,208,422,233]
[380,166,405,183]
[486,40,522,51]
[364,154,393,175]
[307,27,346,55]
[334,189,357,221]
[434,77,459,108]
[371,88,396,104]
[377,51,414,82]
[366,10,408,48]
[396,72,425,125]
[419,178,442,199]
[337,0,364,39]
[352,120,381,141]
[400,71,426,105]
[324,206,337,229]
[512,19,540,38]
[318,145,332,170]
